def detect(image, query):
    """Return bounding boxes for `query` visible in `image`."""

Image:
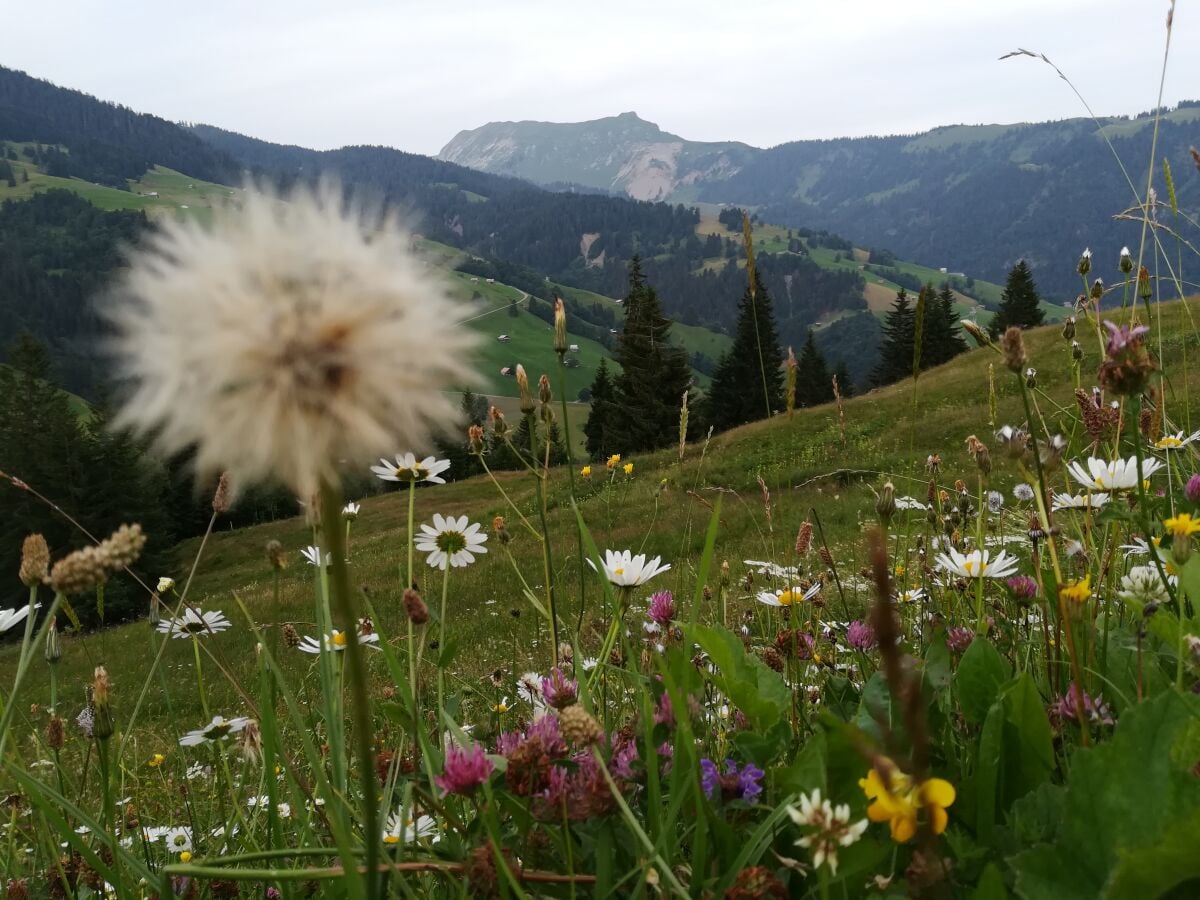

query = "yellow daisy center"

[384,834,399,845]
[778,590,796,606]
[332,631,348,647]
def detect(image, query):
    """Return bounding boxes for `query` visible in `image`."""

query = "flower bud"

[468,424,485,455]
[157,577,176,594]
[18,534,49,588]
[266,540,285,571]
[538,373,552,405]
[1119,246,1133,275]
[1025,367,1037,389]
[44,618,61,664]
[515,365,535,415]
[46,716,65,751]
[1000,327,1026,373]
[960,319,989,348]
[1138,265,1152,300]
[92,667,113,741]
[1077,247,1091,277]
[1071,341,1083,362]
[1061,316,1076,340]
[875,481,897,525]
[1186,473,1200,503]
[492,515,510,545]
[1090,278,1104,302]
[489,405,509,440]
[553,297,568,354]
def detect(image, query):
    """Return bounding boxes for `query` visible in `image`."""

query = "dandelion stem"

[318,480,378,900]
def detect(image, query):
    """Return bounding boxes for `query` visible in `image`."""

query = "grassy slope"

[10,298,1198,737]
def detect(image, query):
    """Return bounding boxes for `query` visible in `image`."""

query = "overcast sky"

[1,1,1191,156]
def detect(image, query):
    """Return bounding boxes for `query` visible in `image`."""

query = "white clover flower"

[935,547,1020,580]
[1118,565,1172,606]
[106,182,475,499]
[894,496,929,512]
[156,609,232,639]
[415,514,488,569]
[1051,492,1110,512]
[743,559,800,580]
[756,583,822,607]
[157,577,176,593]
[370,453,451,484]
[516,671,542,704]
[179,715,251,747]
[1067,456,1163,492]
[588,549,670,587]
[787,789,868,875]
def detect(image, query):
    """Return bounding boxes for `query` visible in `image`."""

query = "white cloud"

[0,0,1191,154]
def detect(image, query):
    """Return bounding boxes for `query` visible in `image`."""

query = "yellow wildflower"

[1164,513,1200,538]
[180,851,192,863]
[623,462,634,476]
[606,454,621,469]
[859,759,955,843]
[580,465,592,478]
[1058,575,1091,604]
[148,753,165,768]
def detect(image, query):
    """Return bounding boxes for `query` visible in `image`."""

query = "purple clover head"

[647,590,676,627]
[846,619,877,651]
[541,667,578,710]
[1103,320,1150,354]
[1006,574,1038,600]
[946,626,975,655]
[1186,474,1200,504]
[435,742,494,796]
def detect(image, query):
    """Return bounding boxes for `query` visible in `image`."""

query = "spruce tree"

[584,358,616,459]
[703,270,785,432]
[871,289,916,386]
[609,257,693,452]
[832,360,855,398]
[989,261,1045,337]
[923,284,968,367]
[795,330,834,407]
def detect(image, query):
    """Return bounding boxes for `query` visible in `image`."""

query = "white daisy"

[383,811,438,845]
[105,182,475,500]
[0,606,34,634]
[297,627,381,654]
[516,672,542,704]
[896,588,926,604]
[156,609,232,639]
[342,502,361,519]
[743,559,800,580]
[300,545,331,567]
[580,657,599,672]
[179,715,251,747]
[163,827,192,853]
[1051,492,1110,512]
[1152,430,1200,451]
[755,583,822,607]
[370,453,451,484]
[894,496,928,511]
[934,548,1020,580]
[1067,456,1164,491]
[415,514,488,569]
[1119,536,1155,558]
[588,549,670,588]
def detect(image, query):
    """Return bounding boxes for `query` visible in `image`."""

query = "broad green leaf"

[957,637,1011,725]
[690,624,789,730]
[972,863,1009,900]
[976,701,1005,842]
[924,633,953,691]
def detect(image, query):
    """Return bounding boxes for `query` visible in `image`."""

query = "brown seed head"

[557,704,603,747]
[403,588,429,625]
[48,525,146,595]
[212,472,234,514]
[18,534,49,587]
[1000,327,1026,372]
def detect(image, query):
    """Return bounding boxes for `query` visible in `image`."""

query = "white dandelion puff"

[105,181,476,498]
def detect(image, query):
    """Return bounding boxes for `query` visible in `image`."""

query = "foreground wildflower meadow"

[5,145,1200,899]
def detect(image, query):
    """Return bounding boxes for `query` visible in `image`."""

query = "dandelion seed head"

[106,181,477,497]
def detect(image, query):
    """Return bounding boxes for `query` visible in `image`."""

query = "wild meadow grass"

[3,14,1200,896]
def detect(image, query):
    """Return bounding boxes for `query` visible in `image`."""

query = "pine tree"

[795,330,834,407]
[989,261,1045,337]
[584,358,616,459]
[609,257,693,452]
[832,360,855,398]
[703,270,785,432]
[922,285,968,367]
[871,289,916,386]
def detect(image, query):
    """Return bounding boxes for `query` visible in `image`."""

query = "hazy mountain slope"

[440,106,1200,295]
[439,112,756,200]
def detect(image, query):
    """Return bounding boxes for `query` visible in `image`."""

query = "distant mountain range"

[440,108,1200,295]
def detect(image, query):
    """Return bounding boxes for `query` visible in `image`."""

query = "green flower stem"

[192,636,212,722]
[559,356,588,648]
[526,410,561,666]
[436,563,451,729]
[318,480,379,900]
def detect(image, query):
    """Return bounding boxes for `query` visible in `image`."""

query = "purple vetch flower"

[700,758,764,803]
[435,742,494,796]
[1186,474,1200,504]
[1006,575,1038,600]
[1049,682,1114,728]
[946,627,975,655]
[846,620,877,651]
[1102,320,1150,354]
[541,667,578,710]
[647,590,676,627]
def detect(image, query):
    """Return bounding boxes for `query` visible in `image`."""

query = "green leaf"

[957,637,1012,725]
[971,863,1009,900]
[1011,691,1200,900]
[823,674,859,720]
[690,624,789,731]
[999,674,1055,804]
[776,730,827,796]
[437,637,460,668]
[975,701,1005,842]
[924,633,953,691]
